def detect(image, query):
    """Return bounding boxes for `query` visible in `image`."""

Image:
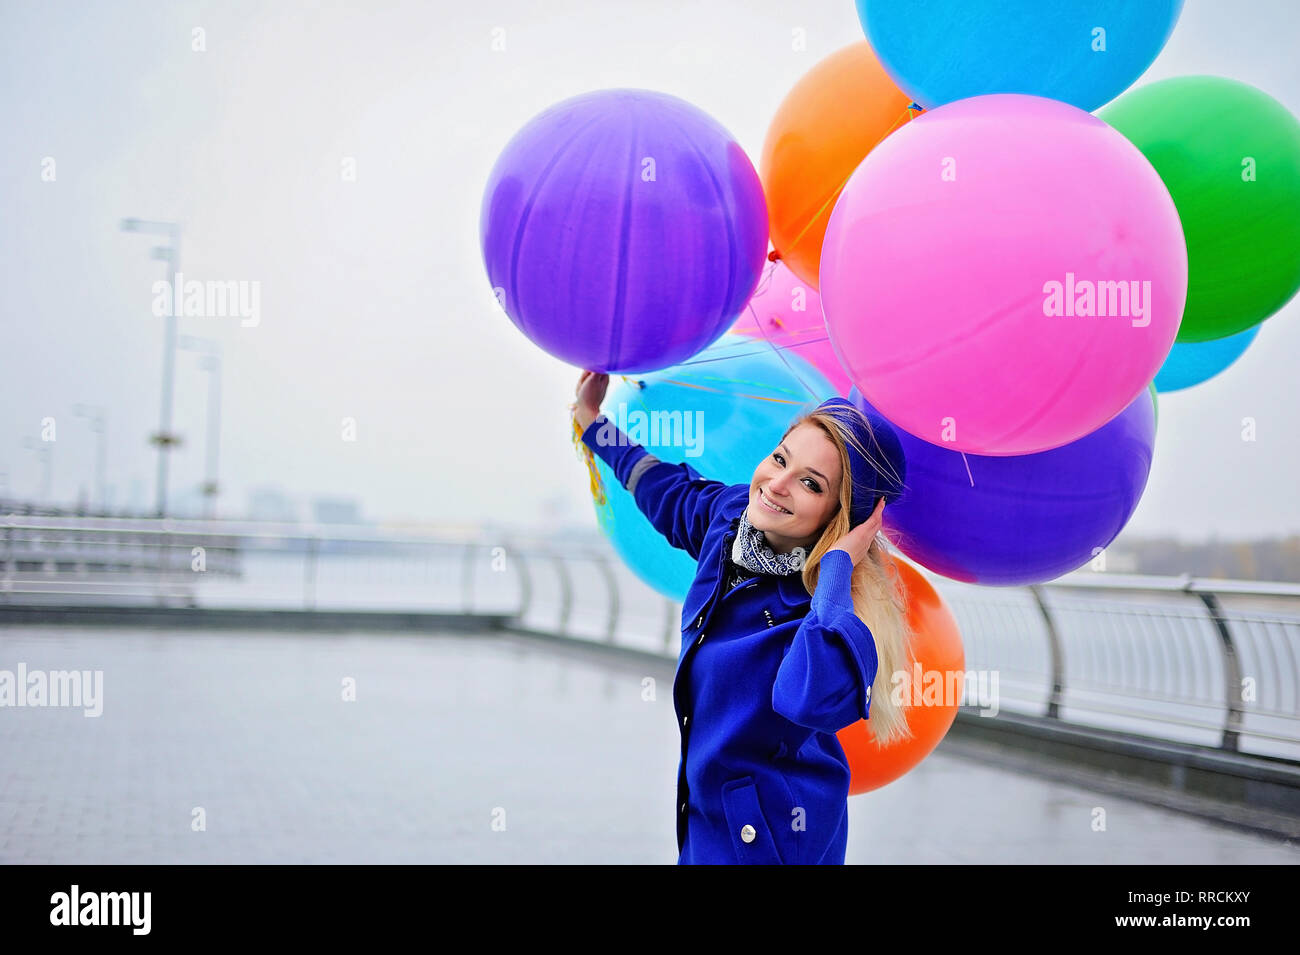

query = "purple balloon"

[480,89,768,373]
[849,386,1156,586]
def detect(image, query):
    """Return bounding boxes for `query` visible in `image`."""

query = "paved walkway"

[0,625,1295,864]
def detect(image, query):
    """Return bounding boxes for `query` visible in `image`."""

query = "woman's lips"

[757,486,791,515]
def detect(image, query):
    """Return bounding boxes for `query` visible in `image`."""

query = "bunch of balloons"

[748,2,1300,591]
[478,3,1300,795]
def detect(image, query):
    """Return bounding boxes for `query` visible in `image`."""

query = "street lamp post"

[178,335,223,519]
[119,217,182,518]
[72,403,108,513]
[21,438,52,506]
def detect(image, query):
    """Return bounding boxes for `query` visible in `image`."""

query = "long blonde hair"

[784,407,916,746]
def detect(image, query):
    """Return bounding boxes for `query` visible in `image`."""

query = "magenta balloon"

[851,385,1156,586]
[821,93,1187,455]
[729,260,854,395]
[481,89,769,373]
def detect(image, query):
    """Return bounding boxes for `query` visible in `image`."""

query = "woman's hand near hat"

[574,370,609,432]
[826,496,886,568]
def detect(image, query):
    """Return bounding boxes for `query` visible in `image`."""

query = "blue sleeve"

[772,549,879,733]
[581,413,730,561]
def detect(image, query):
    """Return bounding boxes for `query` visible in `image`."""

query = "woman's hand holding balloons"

[574,371,609,433]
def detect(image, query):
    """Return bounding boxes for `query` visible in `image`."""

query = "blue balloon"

[856,0,1184,112]
[1153,324,1261,393]
[593,335,836,600]
[851,385,1156,586]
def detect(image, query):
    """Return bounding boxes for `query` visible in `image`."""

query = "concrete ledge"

[500,623,679,672]
[0,603,513,633]
[944,709,1300,840]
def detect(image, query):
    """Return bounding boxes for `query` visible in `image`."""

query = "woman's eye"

[773,453,820,493]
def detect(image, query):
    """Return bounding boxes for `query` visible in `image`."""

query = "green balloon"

[1099,76,1300,342]
[1147,380,1159,431]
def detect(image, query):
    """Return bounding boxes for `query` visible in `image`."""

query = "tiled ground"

[0,625,1295,864]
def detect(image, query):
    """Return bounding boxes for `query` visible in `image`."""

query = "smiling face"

[747,421,844,555]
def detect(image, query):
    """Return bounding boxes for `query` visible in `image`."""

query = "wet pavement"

[0,625,1295,864]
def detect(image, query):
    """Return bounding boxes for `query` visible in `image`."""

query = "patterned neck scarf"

[730,507,807,576]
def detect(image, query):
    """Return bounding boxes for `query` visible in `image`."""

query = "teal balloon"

[1153,324,1261,393]
[856,0,1184,112]
[592,334,836,601]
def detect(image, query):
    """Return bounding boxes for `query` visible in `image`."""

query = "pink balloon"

[730,260,853,395]
[820,93,1187,455]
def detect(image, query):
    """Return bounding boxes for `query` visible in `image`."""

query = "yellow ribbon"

[570,403,607,507]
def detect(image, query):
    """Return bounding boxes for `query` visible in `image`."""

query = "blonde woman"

[573,370,915,865]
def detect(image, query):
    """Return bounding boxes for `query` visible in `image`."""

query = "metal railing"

[928,570,1300,760]
[1,513,1298,761]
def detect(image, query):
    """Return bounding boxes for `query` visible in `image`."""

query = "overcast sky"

[1,0,1297,542]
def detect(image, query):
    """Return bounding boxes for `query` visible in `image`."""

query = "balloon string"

[571,403,607,507]
[749,257,780,298]
[649,377,813,404]
[742,297,832,400]
[960,451,974,488]
[676,331,831,368]
[778,181,847,266]
[774,102,923,264]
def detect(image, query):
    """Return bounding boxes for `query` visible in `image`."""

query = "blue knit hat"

[811,396,907,528]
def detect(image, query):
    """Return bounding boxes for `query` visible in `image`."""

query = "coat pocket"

[719,775,784,865]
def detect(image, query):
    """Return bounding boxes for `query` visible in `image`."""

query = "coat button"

[740,824,756,843]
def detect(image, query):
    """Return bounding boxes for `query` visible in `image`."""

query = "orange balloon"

[760,41,921,290]
[836,556,965,795]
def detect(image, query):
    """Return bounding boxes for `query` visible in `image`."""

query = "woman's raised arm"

[573,369,730,560]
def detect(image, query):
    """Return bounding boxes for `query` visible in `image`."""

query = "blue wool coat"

[581,414,878,865]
